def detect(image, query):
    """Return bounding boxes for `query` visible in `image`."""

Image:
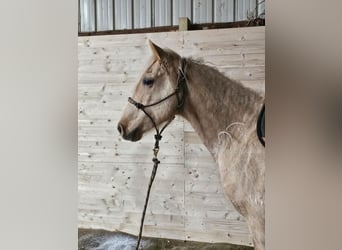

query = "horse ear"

[149,40,166,60]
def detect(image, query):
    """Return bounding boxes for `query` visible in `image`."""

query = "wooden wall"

[78,26,264,247]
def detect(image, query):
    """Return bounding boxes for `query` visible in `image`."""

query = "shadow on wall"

[78,228,253,250]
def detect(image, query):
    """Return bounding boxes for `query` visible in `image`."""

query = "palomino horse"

[118,41,265,250]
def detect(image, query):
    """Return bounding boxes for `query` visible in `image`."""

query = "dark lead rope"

[128,96,176,250]
[134,119,173,250]
[128,58,186,250]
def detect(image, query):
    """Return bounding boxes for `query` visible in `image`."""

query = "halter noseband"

[128,57,187,137]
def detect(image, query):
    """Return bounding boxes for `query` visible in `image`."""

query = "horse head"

[117,41,185,141]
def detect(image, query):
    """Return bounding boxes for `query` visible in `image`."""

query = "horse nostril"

[117,123,124,136]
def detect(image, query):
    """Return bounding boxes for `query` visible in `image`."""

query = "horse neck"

[179,60,264,158]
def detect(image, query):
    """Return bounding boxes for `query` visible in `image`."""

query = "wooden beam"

[178,17,190,31]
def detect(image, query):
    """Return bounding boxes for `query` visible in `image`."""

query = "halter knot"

[154,134,162,141]
[152,158,160,164]
[135,102,144,109]
[128,97,145,110]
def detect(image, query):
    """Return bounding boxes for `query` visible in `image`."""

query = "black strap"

[257,104,265,147]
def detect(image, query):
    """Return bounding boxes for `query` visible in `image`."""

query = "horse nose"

[117,123,124,136]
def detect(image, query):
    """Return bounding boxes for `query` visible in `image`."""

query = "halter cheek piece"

[128,57,187,139]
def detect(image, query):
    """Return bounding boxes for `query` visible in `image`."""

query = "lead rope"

[135,136,159,250]
[134,118,173,250]
[127,100,174,250]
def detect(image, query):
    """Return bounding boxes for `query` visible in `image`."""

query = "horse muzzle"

[117,122,142,142]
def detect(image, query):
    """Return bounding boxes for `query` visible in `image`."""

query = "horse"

[117,41,265,250]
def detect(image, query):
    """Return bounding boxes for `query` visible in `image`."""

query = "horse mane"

[185,57,263,101]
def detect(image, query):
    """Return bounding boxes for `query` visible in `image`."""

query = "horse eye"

[142,78,154,86]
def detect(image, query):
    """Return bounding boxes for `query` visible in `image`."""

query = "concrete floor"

[79,228,253,250]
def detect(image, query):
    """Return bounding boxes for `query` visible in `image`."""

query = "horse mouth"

[123,127,142,142]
